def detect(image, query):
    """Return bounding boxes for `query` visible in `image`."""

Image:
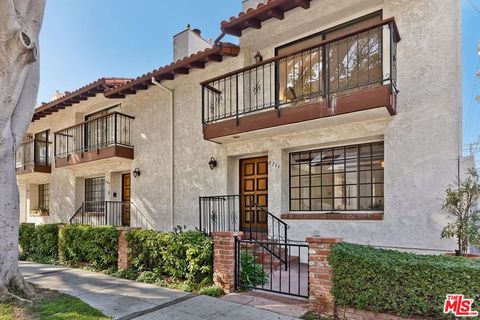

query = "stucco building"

[17,0,469,253]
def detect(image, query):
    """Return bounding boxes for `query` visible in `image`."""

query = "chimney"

[51,90,67,101]
[242,0,267,11]
[173,25,212,62]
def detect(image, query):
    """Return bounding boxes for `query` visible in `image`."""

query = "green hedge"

[19,223,58,263]
[125,230,213,286]
[59,225,119,271]
[329,243,480,318]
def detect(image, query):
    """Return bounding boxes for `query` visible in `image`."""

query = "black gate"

[234,237,309,298]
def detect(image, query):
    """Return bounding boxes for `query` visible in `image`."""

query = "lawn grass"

[0,286,110,320]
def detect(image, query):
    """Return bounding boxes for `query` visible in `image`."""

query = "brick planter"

[212,231,244,293]
[117,227,140,270]
[306,236,343,317]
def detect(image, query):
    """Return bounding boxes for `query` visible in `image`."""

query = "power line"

[468,0,480,15]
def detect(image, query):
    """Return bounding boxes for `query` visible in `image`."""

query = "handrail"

[54,111,134,134]
[69,201,153,229]
[19,139,52,146]
[130,202,154,230]
[201,18,400,85]
[69,203,84,224]
[199,194,290,241]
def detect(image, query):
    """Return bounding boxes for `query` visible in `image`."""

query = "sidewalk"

[20,262,299,320]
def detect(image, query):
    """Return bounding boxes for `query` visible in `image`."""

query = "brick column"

[306,237,343,317]
[117,227,140,270]
[212,231,243,293]
[57,224,65,261]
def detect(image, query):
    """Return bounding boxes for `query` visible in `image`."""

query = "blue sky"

[462,0,480,150]
[39,1,480,147]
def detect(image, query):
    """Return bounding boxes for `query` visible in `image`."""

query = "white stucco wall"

[20,0,462,253]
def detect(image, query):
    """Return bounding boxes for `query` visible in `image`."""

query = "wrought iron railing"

[54,112,134,158]
[201,18,399,124]
[70,201,153,229]
[15,139,51,168]
[235,237,309,298]
[199,195,289,242]
[199,194,289,266]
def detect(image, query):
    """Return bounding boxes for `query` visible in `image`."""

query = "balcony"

[54,112,134,168]
[201,18,400,142]
[15,139,51,175]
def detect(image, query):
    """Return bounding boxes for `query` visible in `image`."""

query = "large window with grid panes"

[289,142,384,211]
[84,177,105,212]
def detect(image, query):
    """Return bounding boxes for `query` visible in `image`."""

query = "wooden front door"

[122,173,131,226]
[240,156,268,231]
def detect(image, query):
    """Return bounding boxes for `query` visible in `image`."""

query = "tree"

[441,168,480,256]
[0,0,46,300]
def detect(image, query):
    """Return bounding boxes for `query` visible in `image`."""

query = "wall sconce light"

[254,51,263,64]
[133,168,141,178]
[208,157,217,170]
[380,160,385,168]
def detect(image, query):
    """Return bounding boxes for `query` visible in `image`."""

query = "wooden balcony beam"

[268,8,284,20]
[189,61,206,69]
[174,67,190,75]
[206,54,223,62]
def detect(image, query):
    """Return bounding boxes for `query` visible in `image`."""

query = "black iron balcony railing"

[15,139,51,168]
[54,112,134,158]
[201,18,399,125]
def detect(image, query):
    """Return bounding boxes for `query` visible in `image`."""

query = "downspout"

[213,32,226,45]
[151,77,175,231]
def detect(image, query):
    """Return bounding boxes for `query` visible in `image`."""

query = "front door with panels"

[122,173,131,226]
[240,156,268,231]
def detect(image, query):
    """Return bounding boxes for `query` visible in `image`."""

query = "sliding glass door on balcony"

[16,130,50,168]
[202,15,399,125]
[54,112,134,158]
[34,130,49,164]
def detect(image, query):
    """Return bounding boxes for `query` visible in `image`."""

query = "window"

[38,184,49,210]
[34,130,49,165]
[276,12,382,103]
[85,177,105,212]
[290,142,384,211]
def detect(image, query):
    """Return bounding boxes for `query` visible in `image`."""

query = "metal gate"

[234,237,309,298]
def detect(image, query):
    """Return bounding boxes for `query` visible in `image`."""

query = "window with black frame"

[289,142,384,212]
[34,130,49,165]
[38,184,49,211]
[84,177,105,212]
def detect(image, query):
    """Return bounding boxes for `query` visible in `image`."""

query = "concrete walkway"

[20,262,300,320]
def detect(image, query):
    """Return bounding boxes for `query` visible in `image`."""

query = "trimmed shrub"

[329,242,480,318]
[59,225,119,270]
[19,223,58,263]
[239,251,268,287]
[125,230,213,288]
[19,223,36,257]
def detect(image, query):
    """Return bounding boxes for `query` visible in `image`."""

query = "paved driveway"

[20,262,299,320]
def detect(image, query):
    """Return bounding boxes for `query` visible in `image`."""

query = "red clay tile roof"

[33,78,131,122]
[221,0,312,36]
[104,42,240,98]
